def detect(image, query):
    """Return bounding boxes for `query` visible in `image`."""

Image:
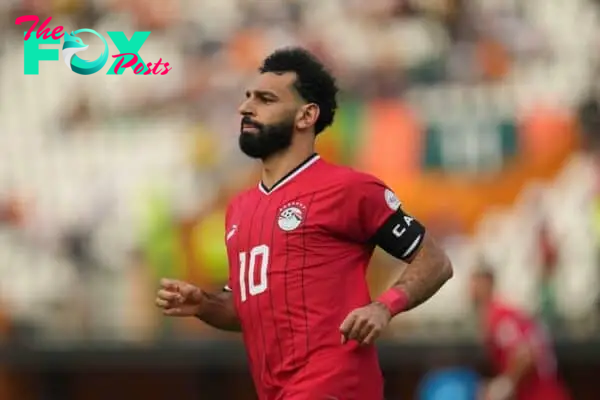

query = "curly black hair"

[259,47,338,135]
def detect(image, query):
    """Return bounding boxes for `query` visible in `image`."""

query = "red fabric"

[485,301,571,400]
[224,157,405,399]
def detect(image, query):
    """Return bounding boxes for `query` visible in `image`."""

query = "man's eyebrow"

[246,90,280,99]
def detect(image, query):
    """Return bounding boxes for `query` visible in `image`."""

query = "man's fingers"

[361,327,379,346]
[155,293,182,309]
[339,313,357,333]
[341,313,372,343]
[162,307,184,316]
[360,320,384,345]
[178,284,198,299]
[160,278,180,291]
[339,313,358,343]
[155,298,170,309]
[355,320,374,343]
[348,317,368,341]
[157,289,180,302]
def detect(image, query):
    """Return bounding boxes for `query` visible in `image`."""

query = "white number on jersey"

[239,244,270,302]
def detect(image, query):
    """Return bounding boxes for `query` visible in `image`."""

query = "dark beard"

[239,117,294,160]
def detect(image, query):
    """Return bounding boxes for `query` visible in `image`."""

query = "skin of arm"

[389,233,453,311]
[339,233,453,345]
[483,341,535,400]
[157,279,242,332]
[504,343,535,384]
[195,290,242,332]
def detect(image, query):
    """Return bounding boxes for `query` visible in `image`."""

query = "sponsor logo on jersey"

[277,201,306,231]
[384,188,401,211]
[226,224,238,241]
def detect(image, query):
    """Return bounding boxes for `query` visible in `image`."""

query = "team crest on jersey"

[278,201,306,232]
[384,188,401,211]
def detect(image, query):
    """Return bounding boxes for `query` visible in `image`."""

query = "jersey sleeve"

[491,313,528,355]
[223,202,234,293]
[341,173,426,261]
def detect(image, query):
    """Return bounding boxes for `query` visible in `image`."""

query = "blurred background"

[1,0,600,399]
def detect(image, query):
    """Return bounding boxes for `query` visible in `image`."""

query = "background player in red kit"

[469,265,571,400]
[155,47,453,400]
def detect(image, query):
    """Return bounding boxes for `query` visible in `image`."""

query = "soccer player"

[155,47,453,400]
[469,265,571,400]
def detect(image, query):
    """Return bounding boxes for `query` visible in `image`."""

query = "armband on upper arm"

[372,210,426,262]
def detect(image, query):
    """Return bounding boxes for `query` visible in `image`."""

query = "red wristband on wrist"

[376,288,409,316]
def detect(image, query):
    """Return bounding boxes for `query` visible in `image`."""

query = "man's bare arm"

[484,339,535,399]
[196,290,242,332]
[504,344,534,383]
[156,279,242,332]
[387,234,453,311]
[340,233,452,344]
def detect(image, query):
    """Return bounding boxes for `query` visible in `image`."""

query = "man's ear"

[296,103,320,130]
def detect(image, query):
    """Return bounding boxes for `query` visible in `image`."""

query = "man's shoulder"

[317,162,399,214]
[226,187,260,211]
[489,301,515,319]
[487,301,531,332]
[317,161,384,189]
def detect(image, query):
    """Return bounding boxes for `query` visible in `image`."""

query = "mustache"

[241,116,263,129]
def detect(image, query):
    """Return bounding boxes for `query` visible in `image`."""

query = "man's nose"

[238,100,255,117]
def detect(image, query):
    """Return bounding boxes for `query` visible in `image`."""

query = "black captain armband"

[372,210,426,262]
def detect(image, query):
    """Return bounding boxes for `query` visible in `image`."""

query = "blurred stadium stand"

[2,0,600,399]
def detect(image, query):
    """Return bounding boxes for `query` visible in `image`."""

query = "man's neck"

[261,148,315,190]
[477,298,495,319]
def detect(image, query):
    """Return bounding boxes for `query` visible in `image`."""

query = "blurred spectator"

[577,91,600,151]
[536,221,561,332]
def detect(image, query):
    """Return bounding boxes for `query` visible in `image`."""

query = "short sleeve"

[492,315,527,352]
[223,202,234,293]
[342,174,401,243]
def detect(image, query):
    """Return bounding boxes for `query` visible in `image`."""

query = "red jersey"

[224,154,402,400]
[485,301,571,400]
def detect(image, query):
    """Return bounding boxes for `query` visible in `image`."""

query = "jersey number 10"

[239,244,270,302]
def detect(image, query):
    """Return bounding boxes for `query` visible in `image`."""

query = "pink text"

[16,15,64,41]
[112,54,172,75]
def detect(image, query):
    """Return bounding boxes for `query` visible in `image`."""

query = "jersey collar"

[258,153,320,195]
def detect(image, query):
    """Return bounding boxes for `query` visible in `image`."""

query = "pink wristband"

[376,288,409,316]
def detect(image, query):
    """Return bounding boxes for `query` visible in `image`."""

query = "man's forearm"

[505,345,534,384]
[391,234,453,311]
[195,291,242,332]
[486,349,533,400]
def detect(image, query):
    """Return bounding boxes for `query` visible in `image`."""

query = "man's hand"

[479,377,515,400]
[155,278,204,317]
[339,302,391,345]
